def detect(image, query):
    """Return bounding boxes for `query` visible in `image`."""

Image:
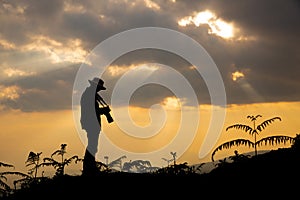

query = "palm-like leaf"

[42,158,60,168]
[0,180,10,191]
[256,117,281,132]
[226,124,255,135]
[51,150,63,158]
[0,171,29,178]
[256,135,294,147]
[108,155,127,169]
[0,162,14,168]
[211,139,254,161]
[0,171,29,192]
[0,174,7,182]
[64,156,79,166]
[247,115,262,121]
[26,152,42,163]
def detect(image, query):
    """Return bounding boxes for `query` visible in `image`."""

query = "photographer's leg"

[82,128,100,176]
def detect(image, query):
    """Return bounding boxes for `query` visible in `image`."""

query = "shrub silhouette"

[211,115,295,161]
[0,162,29,196]
[122,159,159,173]
[25,152,43,179]
[0,162,15,196]
[42,144,79,177]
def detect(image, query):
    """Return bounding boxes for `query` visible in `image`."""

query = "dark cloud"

[2,65,79,112]
[0,0,299,111]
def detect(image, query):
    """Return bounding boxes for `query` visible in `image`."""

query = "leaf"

[26,152,42,163]
[0,162,14,168]
[1,171,30,180]
[211,139,254,162]
[108,155,127,168]
[256,117,281,132]
[226,124,254,135]
[255,135,294,147]
[0,180,10,191]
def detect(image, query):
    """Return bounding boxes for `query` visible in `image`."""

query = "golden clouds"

[162,96,182,110]
[0,39,16,50]
[24,35,88,64]
[178,10,253,41]
[178,10,234,39]
[4,68,36,77]
[0,85,22,101]
[107,64,160,77]
[232,71,245,81]
[0,35,88,64]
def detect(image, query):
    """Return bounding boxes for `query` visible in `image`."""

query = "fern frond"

[256,135,294,147]
[51,150,62,158]
[0,180,10,191]
[256,117,281,132]
[25,162,35,167]
[0,175,7,181]
[0,162,14,168]
[43,157,56,163]
[26,152,42,163]
[0,171,29,178]
[211,139,254,161]
[226,124,254,135]
[247,115,254,119]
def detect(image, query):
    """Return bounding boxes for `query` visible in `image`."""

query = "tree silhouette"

[122,159,159,173]
[107,155,127,171]
[25,151,43,179]
[42,144,79,177]
[211,115,295,161]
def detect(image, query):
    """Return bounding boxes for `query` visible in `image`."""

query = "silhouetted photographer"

[80,77,113,176]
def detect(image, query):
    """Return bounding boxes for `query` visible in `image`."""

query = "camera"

[99,105,114,123]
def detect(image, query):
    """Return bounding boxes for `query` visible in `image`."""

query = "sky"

[0,0,300,176]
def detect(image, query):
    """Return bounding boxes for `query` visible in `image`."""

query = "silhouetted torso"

[80,85,101,131]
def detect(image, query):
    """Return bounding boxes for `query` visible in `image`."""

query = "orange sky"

[1,101,299,176]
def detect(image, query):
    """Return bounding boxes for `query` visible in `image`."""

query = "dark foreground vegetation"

[2,136,300,199]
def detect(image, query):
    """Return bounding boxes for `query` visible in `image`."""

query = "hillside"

[3,142,300,199]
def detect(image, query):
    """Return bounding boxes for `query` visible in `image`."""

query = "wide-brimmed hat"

[88,77,106,90]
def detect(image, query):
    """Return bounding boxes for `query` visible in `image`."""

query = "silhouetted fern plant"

[0,162,29,196]
[42,144,79,177]
[211,115,295,161]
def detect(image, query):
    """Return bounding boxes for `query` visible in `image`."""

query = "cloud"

[231,71,244,82]
[1,65,79,112]
[0,0,299,112]
[3,68,36,77]
[178,10,235,40]
[0,85,22,101]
